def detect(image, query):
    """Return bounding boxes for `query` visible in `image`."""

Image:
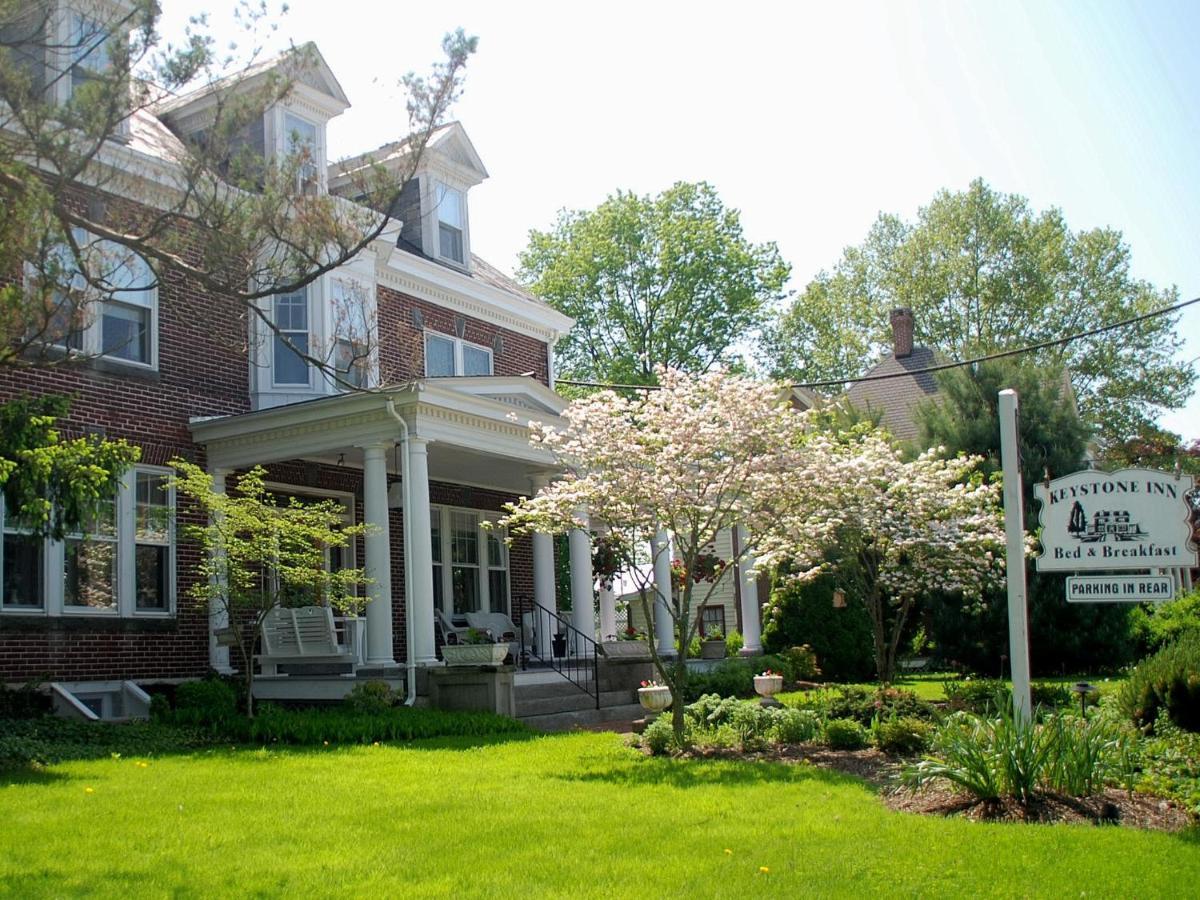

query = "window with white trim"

[273,287,310,386]
[423,332,492,377]
[430,506,510,618]
[37,229,158,368]
[66,10,113,97]
[283,111,321,196]
[329,278,372,390]
[1,498,44,610]
[0,466,175,617]
[435,183,465,264]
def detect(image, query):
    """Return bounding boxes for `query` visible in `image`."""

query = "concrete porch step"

[515,689,635,718]
[520,702,645,733]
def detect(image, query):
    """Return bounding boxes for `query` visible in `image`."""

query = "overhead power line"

[554,294,1200,393]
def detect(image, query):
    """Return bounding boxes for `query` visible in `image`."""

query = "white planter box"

[638,685,673,713]
[442,643,508,666]
[754,674,784,699]
[601,640,651,660]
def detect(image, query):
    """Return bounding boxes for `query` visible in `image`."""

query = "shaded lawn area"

[780,673,1127,704]
[1,732,1196,898]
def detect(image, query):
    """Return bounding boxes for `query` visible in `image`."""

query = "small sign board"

[1033,468,1197,572]
[1065,575,1175,603]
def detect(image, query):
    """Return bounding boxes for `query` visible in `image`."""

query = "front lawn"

[1,732,1196,897]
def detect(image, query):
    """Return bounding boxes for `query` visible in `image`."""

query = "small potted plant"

[700,626,726,659]
[441,628,508,666]
[637,679,673,713]
[754,669,784,699]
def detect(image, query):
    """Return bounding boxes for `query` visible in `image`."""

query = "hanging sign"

[1033,468,1196,573]
[1065,575,1175,603]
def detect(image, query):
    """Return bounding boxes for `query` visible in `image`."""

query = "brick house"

[0,28,598,702]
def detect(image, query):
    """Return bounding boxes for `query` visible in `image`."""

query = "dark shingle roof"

[845,347,940,442]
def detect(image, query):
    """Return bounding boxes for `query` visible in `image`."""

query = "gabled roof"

[154,42,350,121]
[332,121,488,188]
[845,347,940,443]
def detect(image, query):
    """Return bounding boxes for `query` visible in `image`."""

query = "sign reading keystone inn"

[1033,468,1197,574]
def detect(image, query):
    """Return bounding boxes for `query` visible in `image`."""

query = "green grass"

[779,674,1126,705]
[1,732,1197,898]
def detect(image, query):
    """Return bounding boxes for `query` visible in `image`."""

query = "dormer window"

[283,111,320,196]
[436,183,465,265]
[66,9,112,96]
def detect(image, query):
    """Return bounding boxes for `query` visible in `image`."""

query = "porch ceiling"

[189,379,563,484]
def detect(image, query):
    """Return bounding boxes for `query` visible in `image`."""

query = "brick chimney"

[890,307,914,359]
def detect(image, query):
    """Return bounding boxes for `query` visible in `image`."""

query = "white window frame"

[434,182,466,265]
[326,276,375,391]
[423,331,493,378]
[263,483,358,606]
[270,105,327,196]
[0,464,177,618]
[27,228,160,371]
[430,505,511,618]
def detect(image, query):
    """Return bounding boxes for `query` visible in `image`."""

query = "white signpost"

[998,390,1032,724]
[1033,468,1197,573]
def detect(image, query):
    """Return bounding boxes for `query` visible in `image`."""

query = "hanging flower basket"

[442,643,508,666]
[637,684,673,713]
[754,672,784,699]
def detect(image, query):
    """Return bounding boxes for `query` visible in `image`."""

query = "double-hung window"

[64,493,118,611]
[329,279,372,389]
[486,528,509,618]
[436,183,465,264]
[273,288,310,386]
[449,510,480,615]
[134,472,172,612]
[1,497,44,611]
[67,11,112,96]
[283,112,320,196]
[423,332,493,377]
[38,230,157,367]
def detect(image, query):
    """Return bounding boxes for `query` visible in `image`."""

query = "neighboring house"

[0,23,599,694]
[845,307,940,444]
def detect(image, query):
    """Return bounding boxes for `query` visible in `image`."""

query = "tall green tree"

[916,359,1137,675]
[764,179,1194,445]
[519,182,789,385]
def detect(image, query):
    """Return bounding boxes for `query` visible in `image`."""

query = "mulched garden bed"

[636,739,1195,833]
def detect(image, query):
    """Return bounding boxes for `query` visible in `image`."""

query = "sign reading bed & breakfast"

[1033,468,1197,573]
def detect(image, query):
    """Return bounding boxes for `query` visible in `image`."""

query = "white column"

[736,525,763,655]
[530,475,556,657]
[362,443,395,667]
[652,529,675,657]
[407,437,438,665]
[569,511,595,649]
[208,468,233,674]
[599,585,617,642]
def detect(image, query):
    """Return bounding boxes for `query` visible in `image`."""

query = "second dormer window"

[284,112,320,196]
[436,183,465,264]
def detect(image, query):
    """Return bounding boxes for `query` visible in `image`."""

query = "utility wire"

[555,294,1200,393]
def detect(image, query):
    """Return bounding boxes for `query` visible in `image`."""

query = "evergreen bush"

[1119,633,1200,733]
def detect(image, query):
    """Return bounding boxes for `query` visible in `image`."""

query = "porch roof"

[189,378,565,491]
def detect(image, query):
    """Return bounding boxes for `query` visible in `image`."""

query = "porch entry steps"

[513,677,642,732]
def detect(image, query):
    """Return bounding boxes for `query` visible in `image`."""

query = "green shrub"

[0,718,207,767]
[1031,683,1072,709]
[825,718,868,750]
[0,681,50,719]
[874,716,934,755]
[684,694,741,728]
[725,629,744,657]
[945,679,1072,715]
[823,685,936,725]
[1136,712,1200,815]
[683,659,754,700]
[773,708,822,744]
[780,645,821,680]
[762,573,876,681]
[1119,633,1200,732]
[1044,713,1130,797]
[345,681,399,715]
[235,705,528,745]
[642,715,676,755]
[1130,588,1200,653]
[172,679,239,728]
[730,702,775,751]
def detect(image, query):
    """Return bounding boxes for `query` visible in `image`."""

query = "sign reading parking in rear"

[1066,575,1175,603]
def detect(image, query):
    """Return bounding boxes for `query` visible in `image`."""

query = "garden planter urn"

[442,643,508,666]
[700,639,727,660]
[637,685,673,713]
[754,674,784,699]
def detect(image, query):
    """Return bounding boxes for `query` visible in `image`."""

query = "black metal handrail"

[518,596,600,709]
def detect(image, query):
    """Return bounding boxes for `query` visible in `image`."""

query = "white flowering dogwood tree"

[765,427,1007,683]
[501,368,804,742]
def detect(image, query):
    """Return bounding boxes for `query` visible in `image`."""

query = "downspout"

[385,396,418,706]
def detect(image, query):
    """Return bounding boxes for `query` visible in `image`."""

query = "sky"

[158,0,1200,439]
